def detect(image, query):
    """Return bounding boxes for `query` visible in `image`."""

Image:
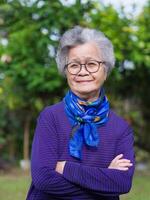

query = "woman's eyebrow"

[69,57,95,63]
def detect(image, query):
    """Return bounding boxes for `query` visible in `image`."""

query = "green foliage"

[0,0,150,160]
[0,0,95,160]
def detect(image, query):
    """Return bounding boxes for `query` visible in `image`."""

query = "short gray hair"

[56,26,115,76]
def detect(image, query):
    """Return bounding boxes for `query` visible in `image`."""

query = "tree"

[0,0,149,167]
[0,0,94,167]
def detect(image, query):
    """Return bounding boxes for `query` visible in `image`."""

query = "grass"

[0,169,30,200]
[121,170,150,200]
[0,169,150,200]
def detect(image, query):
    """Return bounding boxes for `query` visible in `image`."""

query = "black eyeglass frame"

[65,60,106,75]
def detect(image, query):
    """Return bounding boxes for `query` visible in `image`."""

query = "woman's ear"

[103,67,107,81]
[63,67,67,77]
[104,73,107,81]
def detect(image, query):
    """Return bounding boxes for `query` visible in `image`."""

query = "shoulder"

[41,101,64,114]
[37,101,65,121]
[108,109,133,135]
[109,109,129,126]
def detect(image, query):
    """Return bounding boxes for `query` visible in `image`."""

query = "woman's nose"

[78,64,89,75]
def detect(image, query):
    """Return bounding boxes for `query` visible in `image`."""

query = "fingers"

[112,154,123,162]
[117,162,133,167]
[108,154,133,171]
[55,161,66,174]
[117,167,129,171]
[117,159,132,164]
[112,154,131,164]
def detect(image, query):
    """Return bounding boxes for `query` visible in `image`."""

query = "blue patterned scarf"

[63,88,109,159]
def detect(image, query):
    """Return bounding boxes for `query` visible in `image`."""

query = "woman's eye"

[69,64,79,68]
[87,62,97,67]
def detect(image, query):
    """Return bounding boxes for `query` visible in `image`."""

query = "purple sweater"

[26,101,135,200]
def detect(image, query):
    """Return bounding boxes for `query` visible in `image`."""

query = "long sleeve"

[63,125,135,196]
[31,108,93,199]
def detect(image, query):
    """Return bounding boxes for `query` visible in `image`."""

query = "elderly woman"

[26,26,135,200]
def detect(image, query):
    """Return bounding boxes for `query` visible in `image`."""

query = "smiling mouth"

[76,80,93,83]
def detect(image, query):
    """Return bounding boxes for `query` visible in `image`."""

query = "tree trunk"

[23,114,31,161]
[20,114,31,170]
[8,136,16,161]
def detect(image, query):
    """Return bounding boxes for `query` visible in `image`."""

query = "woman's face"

[65,42,107,101]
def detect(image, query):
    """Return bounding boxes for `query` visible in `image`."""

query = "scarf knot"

[64,88,109,159]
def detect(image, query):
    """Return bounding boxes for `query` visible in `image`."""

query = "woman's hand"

[55,161,66,174]
[108,154,133,171]
[55,154,132,174]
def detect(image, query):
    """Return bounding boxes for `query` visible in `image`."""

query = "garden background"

[0,0,150,199]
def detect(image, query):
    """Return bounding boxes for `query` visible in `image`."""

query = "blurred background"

[0,0,150,199]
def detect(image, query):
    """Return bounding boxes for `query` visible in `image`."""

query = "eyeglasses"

[65,60,105,75]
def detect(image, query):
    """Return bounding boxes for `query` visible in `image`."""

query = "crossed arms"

[31,109,135,198]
